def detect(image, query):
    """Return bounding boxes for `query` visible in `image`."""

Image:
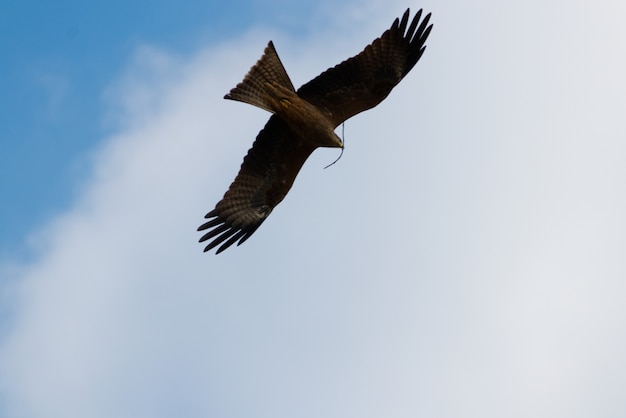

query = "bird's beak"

[335,133,344,149]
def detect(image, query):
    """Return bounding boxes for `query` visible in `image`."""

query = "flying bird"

[198,8,433,254]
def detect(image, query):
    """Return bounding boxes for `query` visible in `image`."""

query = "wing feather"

[297,8,433,127]
[198,115,315,253]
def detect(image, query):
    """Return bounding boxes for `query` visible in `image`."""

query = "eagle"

[198,8,433,254]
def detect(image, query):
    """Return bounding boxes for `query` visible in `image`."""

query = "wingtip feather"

[399,8,410,33]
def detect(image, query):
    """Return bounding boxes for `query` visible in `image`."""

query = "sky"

[1,0,626,417]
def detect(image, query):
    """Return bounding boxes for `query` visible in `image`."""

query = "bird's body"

[226,41,344,150]
[199,8,433,253]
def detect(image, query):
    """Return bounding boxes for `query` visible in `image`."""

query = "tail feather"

[225,41,295,113]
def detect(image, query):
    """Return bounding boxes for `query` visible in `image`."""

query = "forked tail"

[224,41,296,114]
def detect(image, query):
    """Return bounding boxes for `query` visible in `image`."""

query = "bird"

[198,8,433,254]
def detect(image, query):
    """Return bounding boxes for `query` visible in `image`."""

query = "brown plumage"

[198,8,433,253]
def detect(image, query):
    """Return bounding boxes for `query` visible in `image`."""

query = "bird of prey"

[198,8,433,254]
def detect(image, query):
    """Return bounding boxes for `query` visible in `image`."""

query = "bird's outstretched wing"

[198,116,315,254]
[297,8,432,127]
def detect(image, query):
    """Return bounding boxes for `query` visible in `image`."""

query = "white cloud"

[2,1,626,417]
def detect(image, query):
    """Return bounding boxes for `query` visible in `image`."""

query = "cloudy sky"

[1,0,626,417]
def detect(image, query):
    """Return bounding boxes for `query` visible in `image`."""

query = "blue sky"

[2,0,210,258]
[2,1,626,417]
